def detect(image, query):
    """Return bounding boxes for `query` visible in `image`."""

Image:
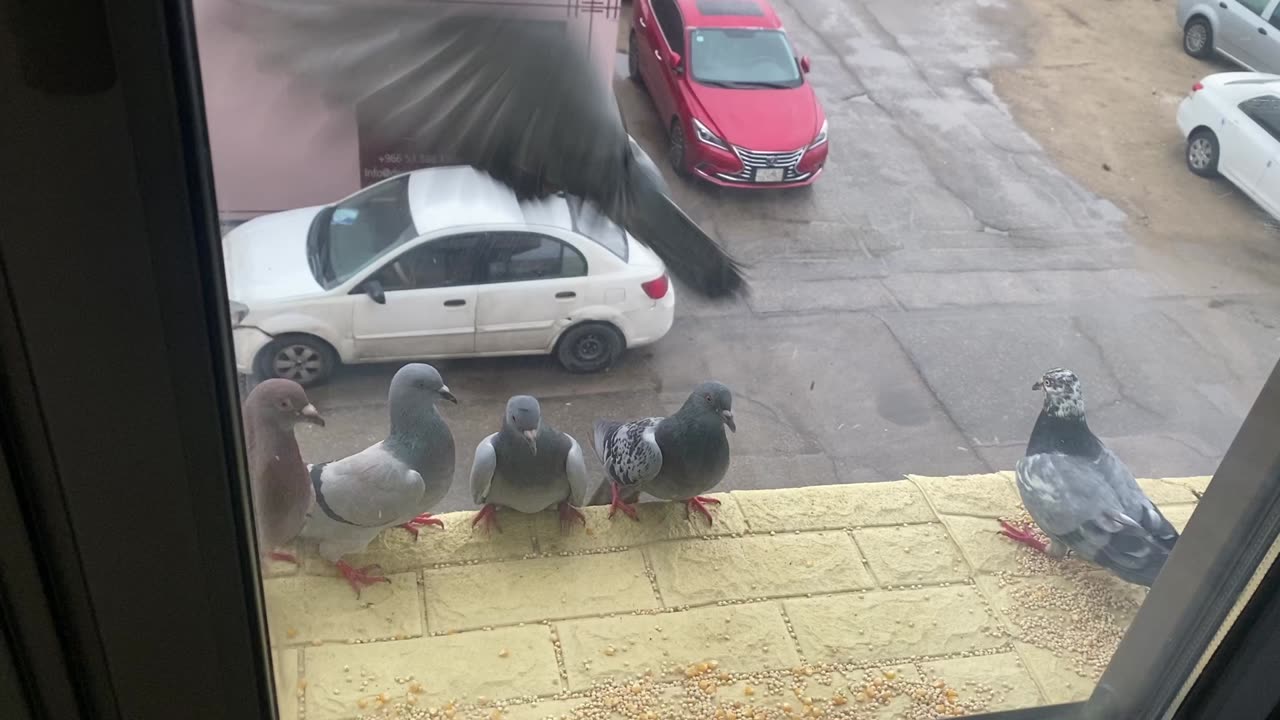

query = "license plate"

[755,168,785,183]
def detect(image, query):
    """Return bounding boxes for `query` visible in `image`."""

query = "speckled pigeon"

[590,382,735,525]
[300,364,456,594]
[242,379,325,565]
[469,395,590,533]
[1001,368,1179,587]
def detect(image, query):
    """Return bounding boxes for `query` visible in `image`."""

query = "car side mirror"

[800,56,811,73]
[364,279,387,305]
[669,51,682,72]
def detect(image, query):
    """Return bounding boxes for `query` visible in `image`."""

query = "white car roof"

[406,166,574,236]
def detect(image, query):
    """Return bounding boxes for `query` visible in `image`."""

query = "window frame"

[1237,95,1280,143]
[479,230,589,285]
[5,2,1280,720]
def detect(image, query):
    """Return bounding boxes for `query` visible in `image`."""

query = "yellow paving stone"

[534,493,747,553]
[301,513,539,576]
[909,473,1023,518]
[555,602,801,691]
[423,550,659,632]
[303,625,562,720]
[1136,478,1200,505]
[647,531,875,606]
[499,697,588,720]
[774,664,923,702]
[1168,475,1212,495]
[264,573,421,645]
[1161,503,1199,533]
[941,514,1030,574]
[1013,642,1094,703]
[785,586,1005,664]
[272,648,300,720]
[919,652,1047,712]
[852,524,972,585]
[733,481,935,532]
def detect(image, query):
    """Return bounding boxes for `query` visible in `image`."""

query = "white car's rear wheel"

[1186,129,1219,178]
[555,322,624,374]
[257,334,338,387]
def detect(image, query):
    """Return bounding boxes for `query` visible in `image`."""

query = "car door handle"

[654,49,662,61]
[443,299,466,307]
[638,16,646,28]
[1219,1,1227,6]
[1260,26,1269,35]
[555,291,576,299]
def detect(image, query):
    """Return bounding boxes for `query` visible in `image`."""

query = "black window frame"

[5,2,1280,720]
[479,231,589,285]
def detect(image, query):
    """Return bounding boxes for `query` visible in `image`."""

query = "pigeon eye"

[704,394,713,402]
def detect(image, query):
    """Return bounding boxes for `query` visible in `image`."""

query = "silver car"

[1179,0,1280,72]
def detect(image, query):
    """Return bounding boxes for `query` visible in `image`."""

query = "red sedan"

[628,0,829,187]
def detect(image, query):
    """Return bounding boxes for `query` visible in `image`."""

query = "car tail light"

[1192,81,1204,93]
[641,274,669,300]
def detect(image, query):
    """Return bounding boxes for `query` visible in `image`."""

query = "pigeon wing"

[1016,453,1172,587]
[226,0,745,298]
[564,434,591,507]
[595,417,664,489]
[312,443,425,529]
[1096,447,1179,552]
[470,433,499,506]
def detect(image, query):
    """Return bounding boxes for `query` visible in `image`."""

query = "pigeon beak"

[1032,381,1044,391]
[721,409,736,433]
[522,429,538,454]
[438,386,458,404]
[299,404,325,427]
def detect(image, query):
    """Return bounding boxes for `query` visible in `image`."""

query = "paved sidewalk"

[264,472,1208,720]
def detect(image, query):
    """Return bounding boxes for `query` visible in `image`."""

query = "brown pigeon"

[242,379,325,564]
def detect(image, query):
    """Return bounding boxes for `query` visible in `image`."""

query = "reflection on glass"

[190,0,1280,717]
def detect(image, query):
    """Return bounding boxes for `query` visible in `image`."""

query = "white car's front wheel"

[256,334,338,387]
[1186,129,1220,178]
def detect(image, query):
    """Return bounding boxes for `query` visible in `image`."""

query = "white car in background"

[1177,71,1280,219]
[223,166,676,386]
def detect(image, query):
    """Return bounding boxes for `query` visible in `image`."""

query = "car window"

[650,0,685,54]
[1238,94,1280,142]
[1271,6,1280,29]
[483,232,587,283]
[316,174,417,289]
[690,28,803,88]
[1239,0,1270,16]
[367,233,484,291]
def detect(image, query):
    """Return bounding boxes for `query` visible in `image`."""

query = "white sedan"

[1177,71,1280,219]
[223,166,676,386]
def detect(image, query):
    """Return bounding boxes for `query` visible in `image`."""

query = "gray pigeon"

[224,0,746,298]
[243,379,325,564]
[590,382,735,525]
[1002,368,1179,587]
[300,364,456,594]
[469,396,591,533]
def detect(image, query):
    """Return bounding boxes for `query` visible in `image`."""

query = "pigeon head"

[504,395,542,454]
[1033,368,1084,418]
[390,363,457,406]
[687,381,736,432]
[245,378,324,427]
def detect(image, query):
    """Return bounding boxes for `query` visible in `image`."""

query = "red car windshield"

[689,28,803,89]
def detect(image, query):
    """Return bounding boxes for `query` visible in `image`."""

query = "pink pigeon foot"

[336,560,390,596]
[684,495,722,525]
[607,482,639,521]
[471,503,502,533]
[268,551,299,565]
[998,520,1048,553]
[558,501,587,532]
[400,512,445,540]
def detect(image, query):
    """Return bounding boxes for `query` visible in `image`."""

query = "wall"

[193,0,622,217]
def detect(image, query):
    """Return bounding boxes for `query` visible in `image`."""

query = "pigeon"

[300,363,457,594]
[590,382,735,525]
[242,379,325,565]
[1001,368,1179,587]
[224,0,747,299]
[469,395,591,533]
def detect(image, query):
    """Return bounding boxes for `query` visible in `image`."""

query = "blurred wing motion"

[229,0,747,298]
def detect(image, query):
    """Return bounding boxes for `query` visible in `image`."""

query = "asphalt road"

[283,0,1280,514]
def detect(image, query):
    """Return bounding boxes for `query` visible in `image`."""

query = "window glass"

[691,29,803,88]
[187,1,1280,719]
[1239,95,1280,142]
[368,234,483,290]
[1239,0,1270,16]
[484,232,586,282]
